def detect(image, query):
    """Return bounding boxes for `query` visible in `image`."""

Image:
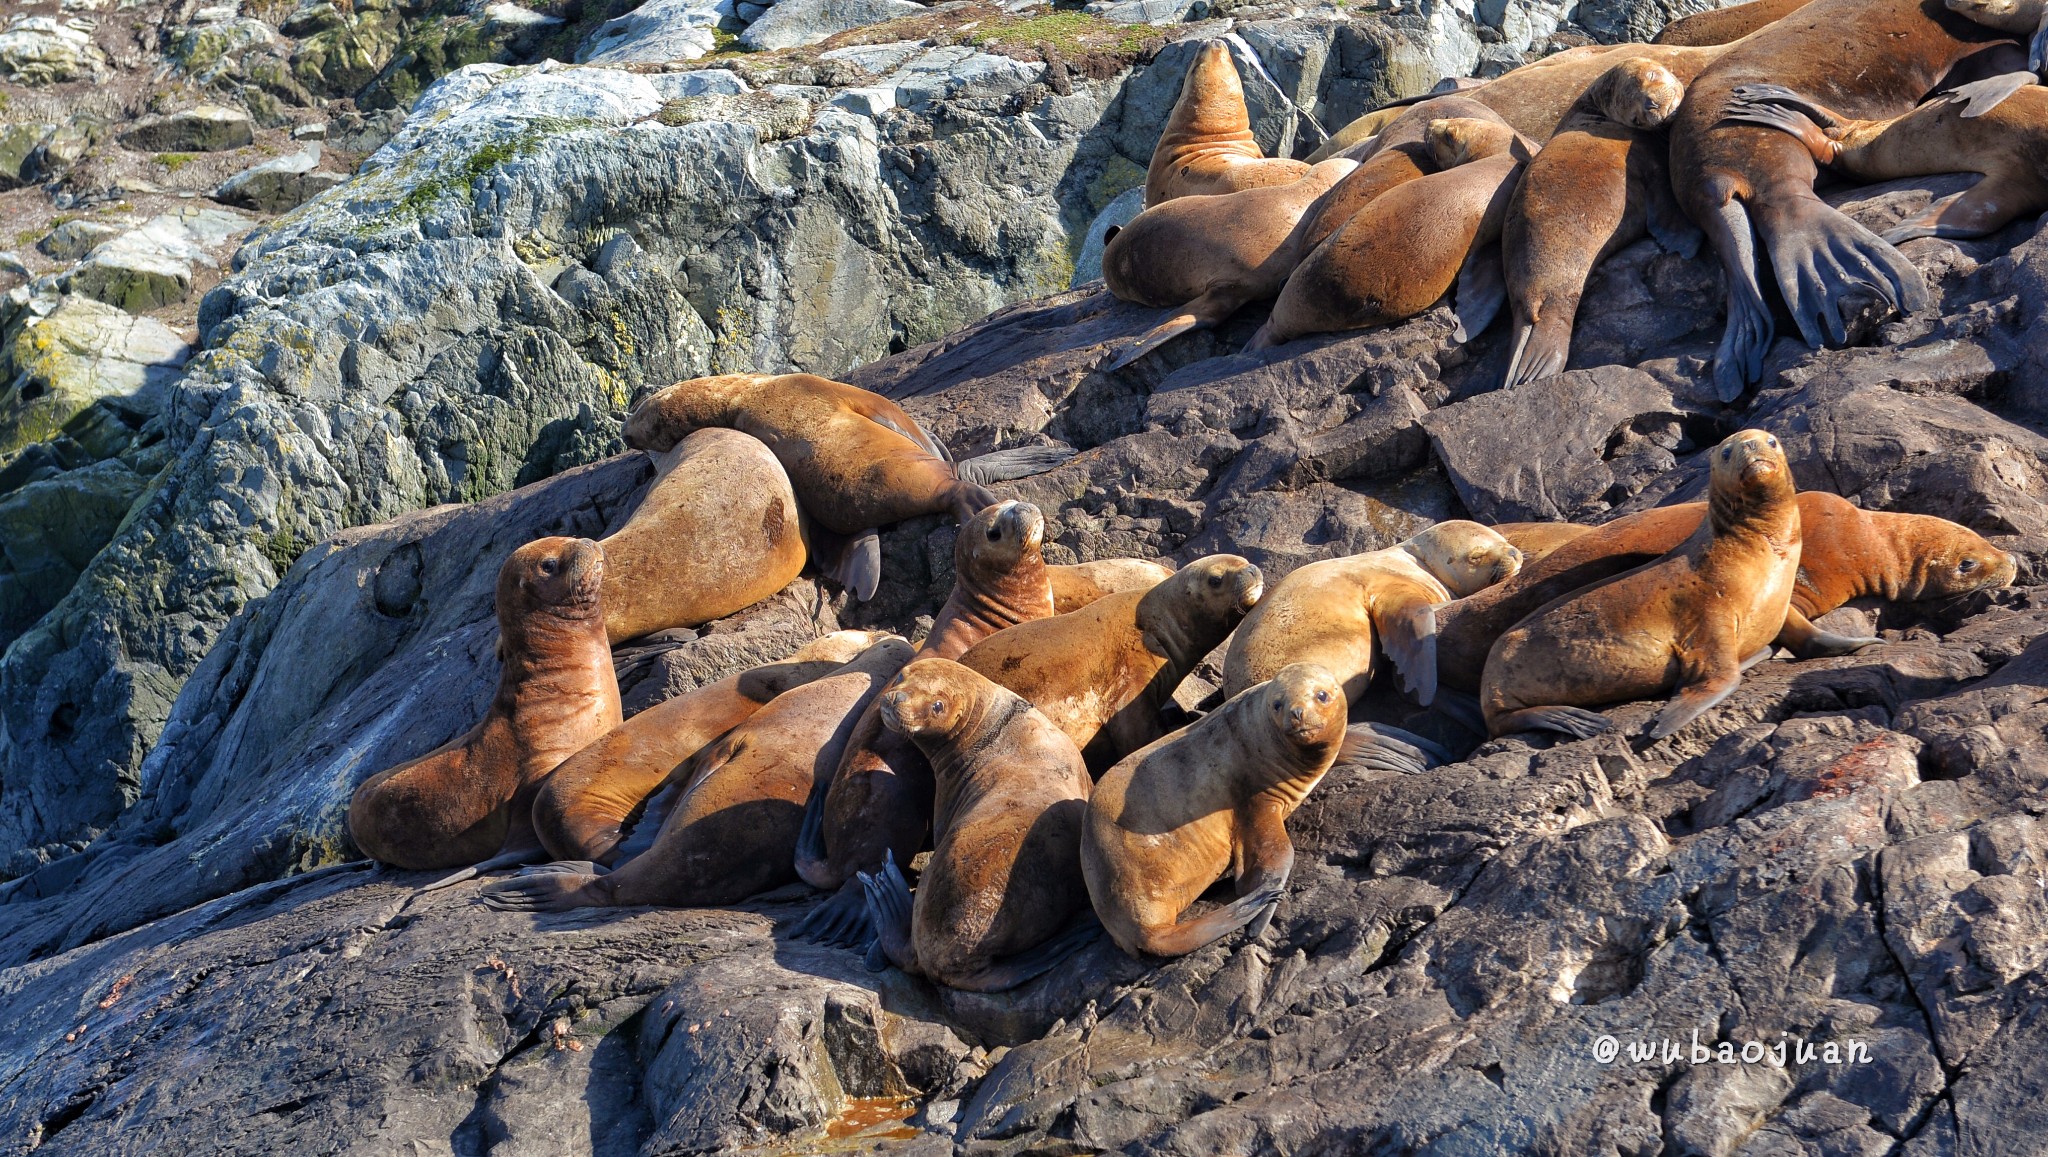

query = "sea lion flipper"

[1431,688,1487,736]
[1106,312,1204,372]
[1490,705,1613,739]
[1339,722,1453,774]
[811,527,882,602]
[956,917,1105,993]
[954,444,1078,486]
[857,851,918,975]
[413,846,545,895]
[1754,196,1926,354]
[2031,10,2047,73]
[1451,243,1506,344]
[1703,198,1774,400]
[789,879,874,947]
[1943,71,2038,117]
[476,869,606,911]
[1775,607,1882,658]
[1373,600,1439,706]
[1646,667,1744,740]
[860,407,952,463]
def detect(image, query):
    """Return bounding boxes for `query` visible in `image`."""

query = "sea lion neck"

[1708,465,1798,543]
[1135,585,1203,668]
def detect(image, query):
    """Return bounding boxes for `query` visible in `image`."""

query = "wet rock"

[739,0,926,52]
[0,15,107,85]
[114,105,257,153]
[212,145,344,212]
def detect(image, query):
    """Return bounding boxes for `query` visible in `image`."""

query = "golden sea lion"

[1147,40,1311,207]
[1491,521,1596,564]
[350,537,620,871]
[480,636,914,911]
[597,429,807,645]
[1082,663,1347,958]
[1221,521,1522,706]
[1654,0,1818,45]
[859,658,1095,992]
[1047,557,1176,614]
[1480,429,1802,740]
[1305,77,1495,164]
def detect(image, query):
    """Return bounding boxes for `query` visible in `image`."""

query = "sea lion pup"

[1723,82,2048,243]
[597,429,806,645]
[1250,118,1531,349]
[1047,557,1175,614]
[958,554,1265,771]
[858,659,1095,992]
[1501,58,1697,390]
[1082,663,1347,958]
[531,630,885,863]
[623,374,1070,600]
[481,636,914,911]
[1480,429,1802,740]
[1102,157,1359,370]
[1221,521,1522,706]
[1491,521,1595,564]
[793,500,1057,944]
[1665,0,2008,399]
[350,537,620,871]
[1306,77,1493,164]
[1654,0,1818,46]
[1146,40,1310,207]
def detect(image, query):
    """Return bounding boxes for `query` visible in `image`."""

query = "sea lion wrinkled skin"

[480,637,914,911]
[1491,521,1596,564]
[1103,158,1359,370]
[1480,430,1802,740]
[1251,118,1529,349]
[958,554,1266,771]
[1501,57,1699,389]
[531,629,886,863]
[860,659,1095,992]
[1047,558,1176,614]
[1723,82,2048,243]
[1654,0,1817,45]
[1442,493,2019,695]
[1082,663,1347,958]
[1664,0,2007,398]
[597,429,806,645]
[1222,521,1522,706]
[1147,40,1310,207]
[350,537,620,871]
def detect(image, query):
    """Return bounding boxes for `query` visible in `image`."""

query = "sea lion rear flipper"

[1373,600,1439,705]
[957,916,1105,993]
[856,850,918,975]
[955,444,1078,485]
[413,846,545,895]
[1703,197,1774,400]
[1431,688,1488,736]
[789,878,874,947]
[1753,194,1927,354]
[476,869,607,911]
[1490,705,1613,739]
[1775,607,1881,658]
[1451,243,1506,344]
[1106,312,1206,372]
[809,526,883,602]
[1944,71,2039,118]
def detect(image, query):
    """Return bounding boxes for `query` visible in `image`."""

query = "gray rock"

[0,123,52,191]
[737,0,771,18]
[0,16,107,84]
[649,68,752,99]
[212,145,345,212]
[1085,0,1208,24]
[577,0,734,65]
[738,0,925,52]
[1071,185,1142,286]
[115,104,257,154]
[35,219,125,262]
[0,460,150,651]
[0,294,187,457]
[67,207,253,314]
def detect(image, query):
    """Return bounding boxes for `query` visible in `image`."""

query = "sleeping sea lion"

[1082,663,1347,958]
[1491,521,1595,564]
[859,658,1095,992]
[1654,0,1818,45]
[480,636,913,910]
[350,537,619,871]
[1480,429,1802,739]
[1305,77,1495,164]
[1147,40,1311,207]
[1048,557,1175,613]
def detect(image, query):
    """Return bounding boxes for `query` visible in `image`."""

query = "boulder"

[0,16,107,85]
[0,123,52,191]
[738,0,926,52]
[1085,0,1208,24]
[115,104,257,153]
[166,17,278,77]
[212,146,344,212]
[0,460,150,650]
[0,295,188,457]
[35,219,125,262]
[577,0,736,64]
[66,207,252,314]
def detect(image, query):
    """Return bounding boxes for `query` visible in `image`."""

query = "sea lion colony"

[345,0,2034,991]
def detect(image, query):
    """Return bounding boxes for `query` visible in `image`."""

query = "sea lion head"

[878,657,999,742]
[1425,117,1520,169]
[502,536,605,622]
[1403,520,1524,597]
[958,499,1046,582]
[1945,0,2036,34]
[1171,41,1252,140]
[1602,58,1686,130]
[738,630,893,701]
[1898,519,2021,602]
[1170,554,1265,618]
[1260,662,1347,749]
[1708,429,1794,528]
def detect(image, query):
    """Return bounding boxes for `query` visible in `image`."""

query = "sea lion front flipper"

[1944,71,2038,117]
[864,411,951,463]
[1490,705,1613,739]
[1646,667,1744,740]
[477,868,607,911]
[810,526,882,602]
[1451,242,1507,344]
[1371,599,1439,706]
[954,444,1078,486]
[1106,311,1205,372]
[857,851,917,975]
[1132,811,1295,957]
[1775,607,1881,658]
[1337,722,1446,775]
[955,917,1105,993]
[789,878,874,947]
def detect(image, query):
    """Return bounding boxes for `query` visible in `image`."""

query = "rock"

[212,146,344,212]
[115,105,257,153]
[290,122,327,140]
[738,0,926,52]
[578,0,735,64]
[35,219,125,262]
[0,460,150,651]
[68,207,253,314]
[483,1,565,30]
[1085,0,1207,24]
[290,8,403,97]
[0,15,107,84]
[650,68,752,99]
[0,123,52,191]
[165,17,277,77]
[1071,186,1142,286]
[0,295,187,457]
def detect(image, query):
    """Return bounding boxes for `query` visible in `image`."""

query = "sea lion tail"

[1339,723,1453,775]
[477,865,608,911]
[955,444,1078,485]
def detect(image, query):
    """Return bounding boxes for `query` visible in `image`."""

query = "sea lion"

[1048,557,1176,614]
[1723,82,2048,242]
[957,554,1265,771]
[1251,118,1529,349]
[1081,662,1347,958]
[1480,429,1803,740]
[1221,521,1522,706]
[1654,0,1818,45]
[1491,521,1595,564]
[1146,40,1311,207]
[859,658,1095,992]
[1500,57,1699,389]
[623,374,1069,599]
[1664,0,2008,398]
[350,537,620,871]
[597,429,806,645]
[1102,158,1360,369]
[1470,42,1723,141]
[480,636,914,911]
[531,629,886,863]
[1442,493,2019,697]
[1941,0,2047,109]
[1305,77,1494,164]
[792,500,1058,943]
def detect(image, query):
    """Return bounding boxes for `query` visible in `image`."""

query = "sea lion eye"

[930,698,946,715]
[1767,437,1778,448]
[1959,558,1978,573]
[1721,447,1732,461]
[1315,689,1331,704]
[1208,574,1224,588]
[539,557,560,575]
[986,525,1003,541]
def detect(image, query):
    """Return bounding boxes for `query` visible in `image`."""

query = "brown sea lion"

[1654,0,1818,45]
[958,554,1265,771]
[1103,157,1360,369]
[1250,118,1529,349]
[1047,557,1175,614]
[530,629,886,864]
[793,500,1058,944]
[350,537,620,871]
[1500,57,1699,389]
[1081,662,1347,958]
[1491,520,1595,564]
[1305,77,1495,164]
[1146,40,1311,207]
[480,635,914,911]
[623,374,1069,599]
[1665,0,2008,398]
[1481,429,1802,740]
[1723,82,2048,242]
[859,658,1095,992]
[1946,0,2048,75]
[1221,521,1521,706]
[1470,42,1723,141]
[597,429,807,645]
